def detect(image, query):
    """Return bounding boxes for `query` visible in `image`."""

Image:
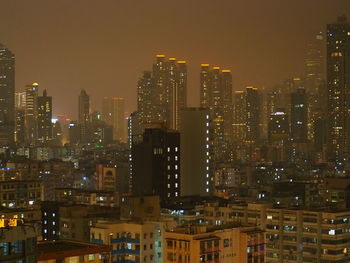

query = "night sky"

[1,0,349,118]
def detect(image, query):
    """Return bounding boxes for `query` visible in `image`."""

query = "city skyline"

[2,3,350,262]
[1,0,349,118]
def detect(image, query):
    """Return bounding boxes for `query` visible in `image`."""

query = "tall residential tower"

[0,44,15,145]
[78,90,90,143]
[326,16,350,159]
[137,55,187,131]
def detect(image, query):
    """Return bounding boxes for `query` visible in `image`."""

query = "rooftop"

[38,240,110,260]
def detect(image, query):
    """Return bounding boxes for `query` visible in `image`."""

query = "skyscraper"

[169,60,187,130]
[232,91,245,142]
[25,82,39,145]
[245,86,260,143]
[291,87,308,142]
[199,65,233,160]
[326,15,350,158]
[268,109,289,144]
[37,90,52,143]
[199,64,211,108]
[0,44,15,145]
[101,97,126,142]
[15,92,26,109]
[78,90,90,143]
[131,127,180,203]
[137,55,187,131]
[137,71,158,125]
[305,32,326,140]
[14,109,25,144]
[221,70,233,142]
[180,108,211,196]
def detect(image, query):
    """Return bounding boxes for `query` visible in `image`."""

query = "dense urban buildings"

[2,8,350,263]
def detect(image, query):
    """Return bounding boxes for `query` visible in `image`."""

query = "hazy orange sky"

[0,0,349,118]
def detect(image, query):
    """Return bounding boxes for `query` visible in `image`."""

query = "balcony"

[112,249,140,255]
[111,238,140,244]
[91,238,104,244]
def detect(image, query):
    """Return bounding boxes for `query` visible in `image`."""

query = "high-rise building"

[131,127,180,203]
[153,55,168,125]
[232,91,246,142]
[268,109,289,144]
[326,16,350,159]
[137,71,157,125]
[180,108,211,196]
[245,86,260,143]
[199,64,211,108]
[15,92,26,109]
[314,116,327,153]
[52,120,63,146]
[165,58,186,130]
[14,109,25,144]
[221,70,233,142]
[291,87,308,142]
[37,90,52,143]
[25,83,39,145]
[0,44,15,145]
[128,111,143,192]
[78,90,90,143]
[137,55,187,131]
[101,97,126,142]
[199,65,233,160]
[68,121,79,144]
[305,32,326,140]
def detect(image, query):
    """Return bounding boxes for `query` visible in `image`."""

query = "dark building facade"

[37,90,52,144]
[326,16,350,159]
[180,108,212,196]
[132,127,180,203]
[268,109,289,144]
[78,89,90,143]
[291,87,308,142]
[15,109,25,144]
[245,86,260,143]
[0,44,15,145]
[25,83,39,145]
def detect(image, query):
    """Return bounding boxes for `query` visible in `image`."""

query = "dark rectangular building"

[132,127,180,203]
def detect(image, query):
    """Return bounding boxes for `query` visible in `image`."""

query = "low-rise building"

[182,201,350,262]
[0,221,40,263]
[164,224,265,263]
[41,201,119,242]
[90,220,165,263]
[55,187,119,207]
[0,180,43,209]
[37,240,111,263]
